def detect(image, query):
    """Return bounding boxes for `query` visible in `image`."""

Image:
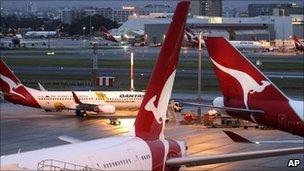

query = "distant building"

[248,3,304,17]
[190,0,222,17]
[77,4,173,24]
[27,1,37,13]
[60,9,73,24]
[119,14,302,43]
[98,8,115,21]
[113,4,173,23]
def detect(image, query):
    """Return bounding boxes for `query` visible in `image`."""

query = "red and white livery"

[1,2,303,170]
[204,36,304,137]
[292,35,304,52]
[0,60,144,117]
[100,26,119,43]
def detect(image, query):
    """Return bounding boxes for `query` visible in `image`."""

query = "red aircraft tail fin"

[134,1,190,140]
[293,35,304,51]
[100,26,118,42]
[204,37,288,109]
[0,59,40,108]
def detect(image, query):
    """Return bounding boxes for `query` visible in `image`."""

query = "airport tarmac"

[1,42,303,61]
[1,102,303,170]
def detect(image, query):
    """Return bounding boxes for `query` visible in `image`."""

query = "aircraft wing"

[224,130,304,144]
[71,91,98,110]
[166,147,303,167]
[71,91,116,114]
[21,40,47,44]
[183,102,265,114]
[58,136,83,144]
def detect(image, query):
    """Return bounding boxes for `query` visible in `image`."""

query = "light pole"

[281,9,285,52]
[82,26,86,37]
[92,43,98,87]
[130,52,135,91]
[197,32,203,124]
[91,26,94,36]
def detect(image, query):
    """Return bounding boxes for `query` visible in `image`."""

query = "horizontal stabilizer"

[182,102,265,114]
[166,147,304,167]
[58,136,83,144]
[224,130,304,144]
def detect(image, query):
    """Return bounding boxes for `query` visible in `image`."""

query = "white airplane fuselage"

[1,136,185,170]
[25,31,57,38]
[230,41,264,50]
[6,86,144,113]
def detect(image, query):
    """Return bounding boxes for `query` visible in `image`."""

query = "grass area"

[18,72,303,97]
[3,57,303,72]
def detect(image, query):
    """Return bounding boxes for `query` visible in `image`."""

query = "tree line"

[0,14,119,36]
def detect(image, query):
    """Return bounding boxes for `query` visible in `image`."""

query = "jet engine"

[94,104,116,114]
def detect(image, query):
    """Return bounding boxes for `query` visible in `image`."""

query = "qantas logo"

[0,74,25,99]
[103,32,111,39]
[145,71,176,125]
[210,59,270,109]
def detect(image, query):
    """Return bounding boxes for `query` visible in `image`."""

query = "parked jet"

[0,29,46,48]
[100,26,119,43]
[185,27,273,51]
[203,36,304,137]
[292,35,304,52]
[0,60,144,117]
[24,24,62,38]
[184,26,203,48]
[1,2,302,170]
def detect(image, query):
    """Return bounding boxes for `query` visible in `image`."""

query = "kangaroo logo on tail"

[0,74,25,99]
[211,58,270,109]
[145,71,176,125]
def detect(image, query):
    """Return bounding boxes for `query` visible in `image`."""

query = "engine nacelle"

[94,104,116,114]
[212,96,227,114]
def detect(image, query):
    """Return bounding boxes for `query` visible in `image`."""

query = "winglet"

[72,91,82,104]
[223,130,252,143]
[38,82,47,91]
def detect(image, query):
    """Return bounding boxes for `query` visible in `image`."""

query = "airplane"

[100,26,119,43]
[1,2,303,170]
[191,36,304,138]
[24,24,62,38]
[292,35,304,52]
[184,26,203,48]
[184,27,273,51]
[0,29,47,48]
[0,59,144,118]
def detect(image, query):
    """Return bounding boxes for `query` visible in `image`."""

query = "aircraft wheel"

[76,110,81,116]
[116,120,121,125]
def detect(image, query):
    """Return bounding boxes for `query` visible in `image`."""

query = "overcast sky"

[1,0,303,10]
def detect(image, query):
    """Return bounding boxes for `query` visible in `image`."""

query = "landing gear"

[76,110,87,117]
[109,118,121,126]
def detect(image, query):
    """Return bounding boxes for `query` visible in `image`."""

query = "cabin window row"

[102,158,132,169]
[141,154,151,160]
[287,121,303,125]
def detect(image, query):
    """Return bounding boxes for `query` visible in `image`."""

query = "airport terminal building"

[114,13,303,44]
